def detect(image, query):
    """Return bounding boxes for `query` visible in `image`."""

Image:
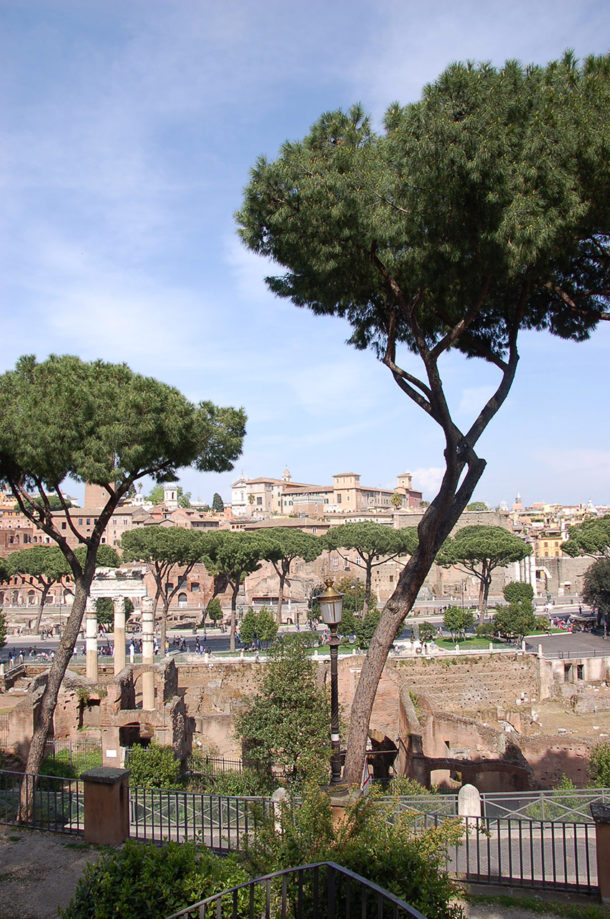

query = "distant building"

[231,470,422,518]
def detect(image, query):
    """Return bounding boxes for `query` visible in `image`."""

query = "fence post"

[82,767,130,846]
[590,802,610,904]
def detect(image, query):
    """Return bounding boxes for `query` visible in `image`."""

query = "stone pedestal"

[326,785,362,830]
[82,767,130,846]
[590,802,610,904]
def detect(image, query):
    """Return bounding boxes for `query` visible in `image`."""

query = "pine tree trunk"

[19,579,89,821]
[230,585,239,652]
[34,584,51,634]
[342,459,486,785]
[363,564,372,616]
[276,573,285,625]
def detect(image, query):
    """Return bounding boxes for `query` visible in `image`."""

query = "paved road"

[524,632,609,657]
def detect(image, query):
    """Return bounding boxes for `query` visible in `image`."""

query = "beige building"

[231,469,422,518]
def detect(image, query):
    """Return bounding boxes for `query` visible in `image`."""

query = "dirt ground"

[0,824,604,919]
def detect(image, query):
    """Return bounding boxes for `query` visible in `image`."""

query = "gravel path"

[0,826,101,919]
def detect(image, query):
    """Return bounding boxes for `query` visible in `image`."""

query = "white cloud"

[412,467,444,498]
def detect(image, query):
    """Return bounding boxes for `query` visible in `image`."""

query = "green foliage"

[354,609,381,648]
[235,636,330,789]
[563,515,610,558]
[202,532,269,607]
[186,755,273,796]
[475,620,496,639]
[245,788,462,919]
[40,748,102,779]
[418,621,436,642]
[238,607,258,644]
[323,524,417,612]
[146,484,191,507]
[492,599,536,641]
[372,775,435,796]
[94,597,114,627]
[503,581,534,602]
[237,54,610,783]
[582,559,610,617]
[589,742,610,787]
[59,839,251,919]
[205,597,223,624]
[443,606,475,640]
[255,607,278,643]
[127,742,182,789]
[212,492,224,513]
[438,527,531,612]
[466,502,488,512]
[334,575,366,613]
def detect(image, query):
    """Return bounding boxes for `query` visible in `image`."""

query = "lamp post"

[318,578,343,785]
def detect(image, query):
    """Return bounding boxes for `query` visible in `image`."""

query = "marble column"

[113,597,126,675]
[85,600,98,682]
[141,599,155,711]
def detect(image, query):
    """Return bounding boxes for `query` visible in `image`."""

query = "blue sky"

[1,0,608,508]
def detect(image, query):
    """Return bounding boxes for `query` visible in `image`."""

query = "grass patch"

[465,892,610,919]
[436,637,504,650]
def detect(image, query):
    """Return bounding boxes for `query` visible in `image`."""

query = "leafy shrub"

[355,609,381,649]
[245,787,462,919]
[371,775,436,796]
[59,839,251,919]
[590,742,610,787]
[418,621,436,643]
[475,621,495,639]
[127,742,182,789]
[503,581,534,602]
[186,754,273,796]
[443,606,475,640]
[205,597,223,625]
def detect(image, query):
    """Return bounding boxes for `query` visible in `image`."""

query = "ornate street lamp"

[317,578,343,784]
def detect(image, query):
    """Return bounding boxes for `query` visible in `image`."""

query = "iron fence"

[0,769,83,834]
[480,787,609,823]
[166,861,427,919]
[375,793,459,817]
[421,813,597,893]
[129,786,271,850]
[186,753,246,775]
[384,788,610,823]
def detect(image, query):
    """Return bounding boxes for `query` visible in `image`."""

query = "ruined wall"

[389,654,541,716]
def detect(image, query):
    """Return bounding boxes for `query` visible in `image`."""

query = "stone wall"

[389,654,540,716]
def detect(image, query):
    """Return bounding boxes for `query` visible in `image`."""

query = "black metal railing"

[0,769,83,834]
[129,786,271,849]
[166,861,428,919]
[187,753,246,775]
[419,813,598,893]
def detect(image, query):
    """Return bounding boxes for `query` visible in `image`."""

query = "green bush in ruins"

[590,742,610,787]
[60,840,252,919]
[127,742,182,789]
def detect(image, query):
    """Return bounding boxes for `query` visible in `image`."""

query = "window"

[191,583,200,592]
[178,592,188,608]
[257,497,262,505]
